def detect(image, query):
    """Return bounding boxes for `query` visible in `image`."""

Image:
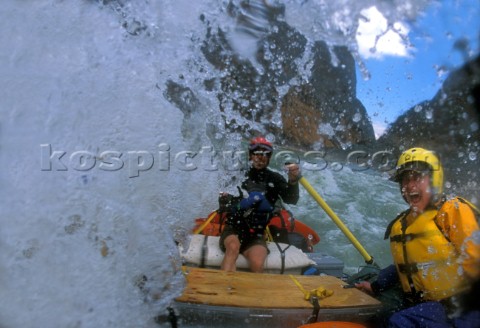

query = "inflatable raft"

[179,234,317,274]
[159,209,382,327]
[169,267,381,328]
[192,209,321,253]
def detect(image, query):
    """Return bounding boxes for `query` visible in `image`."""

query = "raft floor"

[176,267,381,310]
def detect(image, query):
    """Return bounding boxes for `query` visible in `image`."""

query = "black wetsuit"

[220,167,299,252]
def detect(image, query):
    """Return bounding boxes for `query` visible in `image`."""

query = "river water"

[0,1,477,327]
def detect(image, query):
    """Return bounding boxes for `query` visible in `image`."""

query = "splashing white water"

[0,0,470,327]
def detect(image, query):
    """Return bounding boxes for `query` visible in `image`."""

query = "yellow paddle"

[193,210,218,235]
[299,176,375,264]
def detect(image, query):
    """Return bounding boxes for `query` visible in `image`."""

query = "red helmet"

[249,137,273,152]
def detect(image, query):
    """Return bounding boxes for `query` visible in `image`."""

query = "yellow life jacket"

[389,201,472,301]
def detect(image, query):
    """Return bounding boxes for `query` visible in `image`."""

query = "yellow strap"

[193,211,218,234]
[265,225,273,242]
[289,274,334,301]
[289,275,308,297]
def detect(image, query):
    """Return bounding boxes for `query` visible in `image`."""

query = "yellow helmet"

[392,147,444,196]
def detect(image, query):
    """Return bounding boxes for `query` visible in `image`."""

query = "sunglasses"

[252,150,272,157]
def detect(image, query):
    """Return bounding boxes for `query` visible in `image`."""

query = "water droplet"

[353,113,361,122]
[434,65,448,78]
[468,152,477,161]
[425,109,433,120]
[414,105,422,112]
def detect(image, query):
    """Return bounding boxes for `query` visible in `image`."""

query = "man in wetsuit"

[219,137,300,273]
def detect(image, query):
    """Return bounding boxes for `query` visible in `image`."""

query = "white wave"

[0,0,432,326]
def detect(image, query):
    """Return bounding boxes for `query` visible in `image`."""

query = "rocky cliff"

[163,1,479,194]
[377,55,480,189]
[164,1,375,149]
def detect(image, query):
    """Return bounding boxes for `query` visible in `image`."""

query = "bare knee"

[249,258,265,273]
[224,235,240,255]
[244,245,267,273]
[221,235,241,271]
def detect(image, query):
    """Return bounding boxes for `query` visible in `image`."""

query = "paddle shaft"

[299,176,374,264]
[193,211,217,235]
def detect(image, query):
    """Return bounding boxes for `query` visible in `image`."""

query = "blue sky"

[355,0,480,138]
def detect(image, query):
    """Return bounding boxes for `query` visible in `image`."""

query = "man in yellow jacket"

[356,147,480,327]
